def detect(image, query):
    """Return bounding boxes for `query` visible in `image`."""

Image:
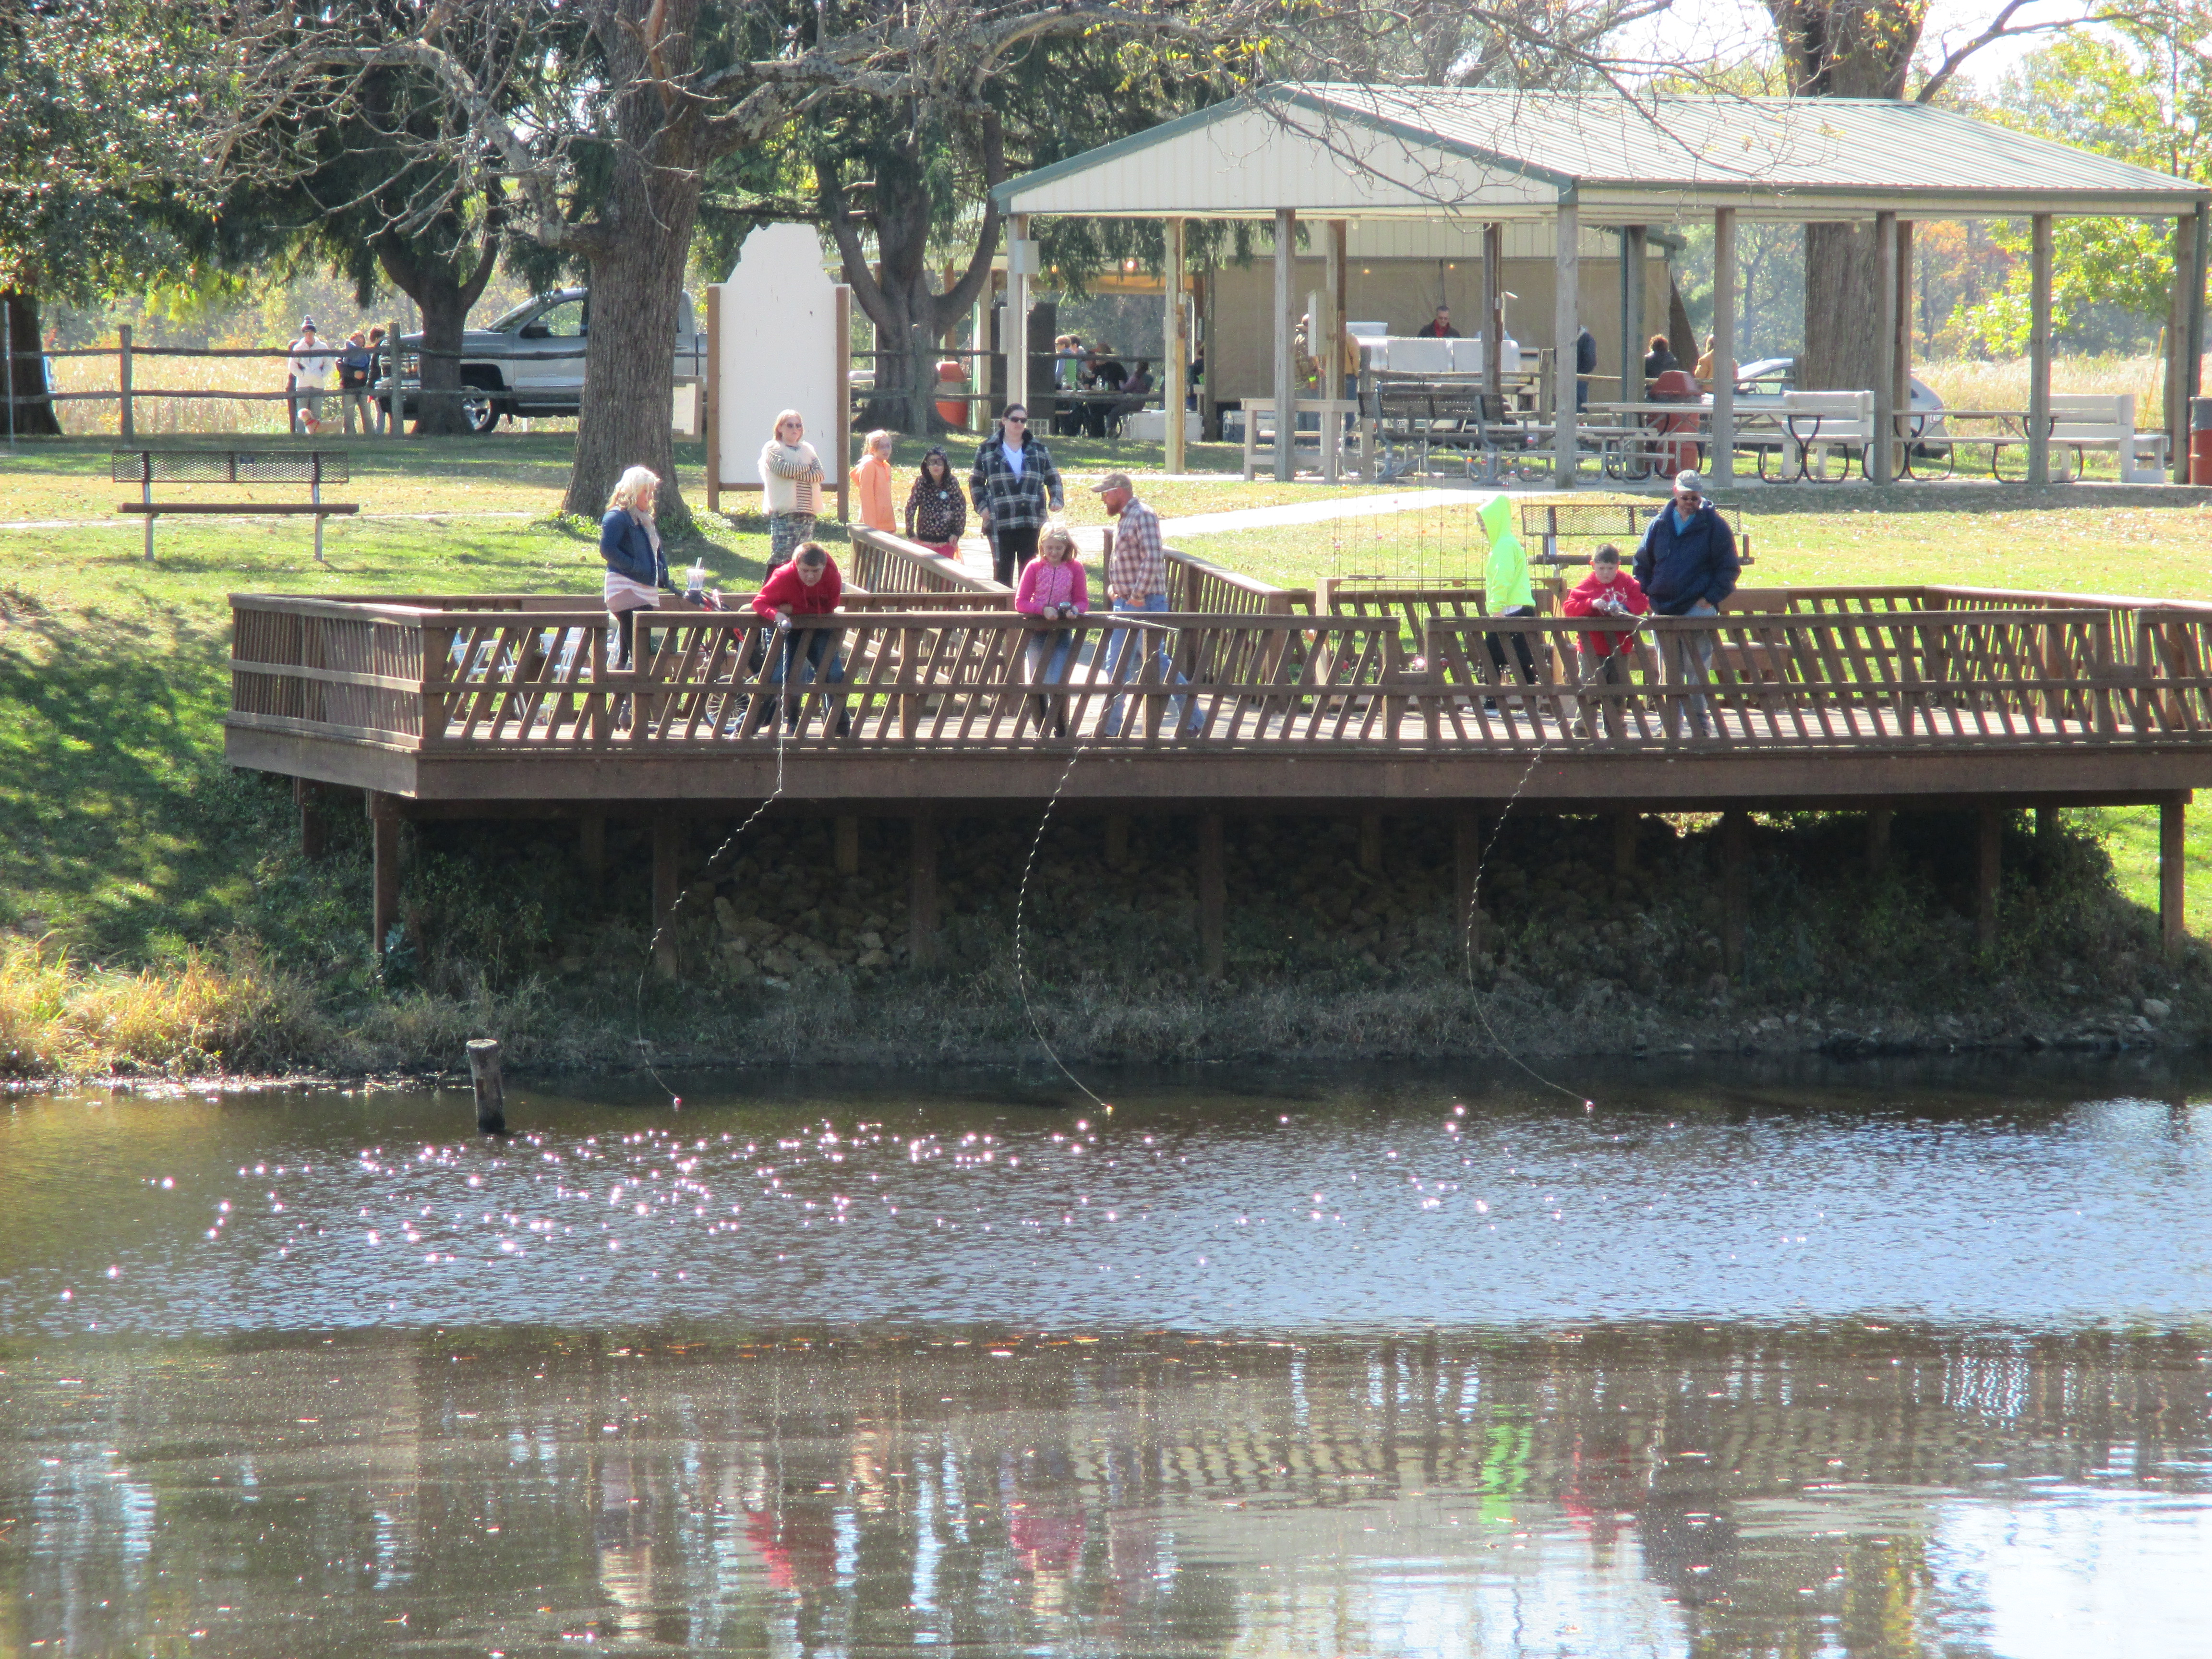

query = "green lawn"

[3,432,2211,969]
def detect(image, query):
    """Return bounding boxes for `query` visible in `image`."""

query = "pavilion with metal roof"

[992,83,2210,485]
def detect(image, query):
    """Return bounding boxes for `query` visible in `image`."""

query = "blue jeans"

[1101,594,1194,736]
[1667,601,1717,735]
[765,626,845,725]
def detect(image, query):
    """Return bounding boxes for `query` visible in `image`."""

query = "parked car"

[383,288,704,434]
[1726,355,1950,455]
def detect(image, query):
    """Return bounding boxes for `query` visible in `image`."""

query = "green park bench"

[114,449,358,564]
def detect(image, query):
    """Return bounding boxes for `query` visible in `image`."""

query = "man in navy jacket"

[1633,470,1739,736]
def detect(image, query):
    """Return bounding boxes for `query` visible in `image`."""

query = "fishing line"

[633,614,795,1107]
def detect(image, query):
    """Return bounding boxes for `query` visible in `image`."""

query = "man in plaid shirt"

[1094,472,1198,737]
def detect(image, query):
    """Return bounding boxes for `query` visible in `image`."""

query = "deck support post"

[2028,214,2054,486]
[2161,798,2187,957]
[368,792,400,956]
[1552,199,1580,487]
[1975,807,2002,949]
[1721,809,1747,979]
[578,815,605,894]
[1711,206,1735,484]
[1273,207,1297,482]
[1454,814,1484,962]
[2035,805,2057,877]
[909,810,939,968]
[652,814,683,978]
[1198,812,1226,979]
[1358,812,1383,873]
[295,777,325,860]
[1612,812,1638,878]
[1866,808,1893,874]
[834,815,861,876]
[1105,815,1130,869]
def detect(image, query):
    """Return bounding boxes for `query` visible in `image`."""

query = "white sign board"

[711,223,844,486]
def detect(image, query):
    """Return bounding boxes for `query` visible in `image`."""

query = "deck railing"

[228,588,2212,756]
[846,527,1009,598]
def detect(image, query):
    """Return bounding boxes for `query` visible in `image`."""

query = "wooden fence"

[229,587,2212,758]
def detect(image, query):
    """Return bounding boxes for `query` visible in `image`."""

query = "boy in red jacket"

[1560,542,1650,738]
[750,542,848,734]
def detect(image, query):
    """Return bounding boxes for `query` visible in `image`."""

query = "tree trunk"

[410,284,473,436]
[1,290,64,437]
[1801,222,1886,391]
[565,187,697,525]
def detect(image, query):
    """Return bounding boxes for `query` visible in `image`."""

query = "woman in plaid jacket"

[967,403,1064,585]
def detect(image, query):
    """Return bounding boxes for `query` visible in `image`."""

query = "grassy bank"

[4,433,2211,1079]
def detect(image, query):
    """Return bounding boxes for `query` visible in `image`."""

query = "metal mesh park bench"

[113,449,358,563]
[1518,499,1756,570]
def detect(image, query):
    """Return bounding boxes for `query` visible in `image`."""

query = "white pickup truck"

[385,288,704,434]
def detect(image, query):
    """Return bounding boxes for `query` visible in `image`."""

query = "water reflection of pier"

[9,1325,2208,1656]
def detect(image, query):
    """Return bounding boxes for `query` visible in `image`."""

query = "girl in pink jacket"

[1016,524,1089,736]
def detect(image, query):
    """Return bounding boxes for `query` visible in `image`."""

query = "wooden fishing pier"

[227,529,2212,975]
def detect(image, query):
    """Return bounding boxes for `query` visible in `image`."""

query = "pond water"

[4,1058,2210,1657]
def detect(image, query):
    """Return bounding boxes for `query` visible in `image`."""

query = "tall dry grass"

[0,935,326,1077]
[48,349,301,437]
[1915,354,2187,412]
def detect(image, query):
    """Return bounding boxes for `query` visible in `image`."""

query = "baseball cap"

[1089,471,1134,494]
[1674,469,1704,493]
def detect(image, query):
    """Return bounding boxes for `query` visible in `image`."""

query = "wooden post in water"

[651,814,682,979]
[834,815,861,876]
[1721,810,1748,978]
[1358,812,1383,873]
[1198,813,1226,979]
[466,1038,506,1134]
[1104,815,1130,869]
[1454,815,1484,962]
[368,792,400,955]
[909,810,939,967]
[1975,807,2002,949]
[2161,798,2187,957]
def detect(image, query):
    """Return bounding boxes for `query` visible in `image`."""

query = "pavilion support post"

[369,792,401,957]
[295,777,325,860]
[705,284,722,514]
[1553,199,1580,486]
[1454,815,1484,961]
[2028,213,2054,486]
[1711,206,1737,485]
[1164,217,1188,473]
[1622,226,1647,407]
[1273,207,1297,482]
[1866,808,1893,875]
[834,815,860,876]
[1720,809,1747,978]
[1104,814,1130,869]
[1322,218,1347,483]
[1975,807,2002,949]
[1007,214,1031,421]
[1871,211,1899,484]
[1358,812,1382,873]
[909,809,939,968]
[2169,207,2207,481]
[2161,798,2188,957]
[1198,812,1226,980]
[1483,224,1504,479]
[651,814,683,979]
[1896,220,1916,475]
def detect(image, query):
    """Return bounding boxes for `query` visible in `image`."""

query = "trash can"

[936,359,970,430]
[2192,395,2212,485]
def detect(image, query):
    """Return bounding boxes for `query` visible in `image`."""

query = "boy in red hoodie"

[750,541,848,733]
[1560,542,1650,737]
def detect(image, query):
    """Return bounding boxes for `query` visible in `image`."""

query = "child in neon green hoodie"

[1477,492,1538,706]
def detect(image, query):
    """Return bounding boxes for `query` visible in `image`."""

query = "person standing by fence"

[968,403,1062,586]
[337,329,379,435]
[1094,470,1196,738]
[287,318,333,435]
[904,446,966,556]
[759,409,824,575]
[1633,469,1739,739]
[601,466,672,688]
[851,428,895,533]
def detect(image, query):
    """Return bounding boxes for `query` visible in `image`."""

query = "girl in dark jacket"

[903,447,967,556]
[600,464,672,669]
